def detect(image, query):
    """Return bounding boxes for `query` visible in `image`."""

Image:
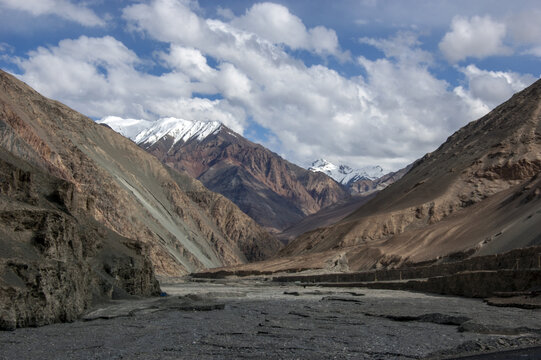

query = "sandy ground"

[1,280,541,359]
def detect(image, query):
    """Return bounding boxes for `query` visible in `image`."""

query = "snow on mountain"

[133,118,222,146]
[97,116,154,139]
[98,116,222,147]
[308,159,384,184]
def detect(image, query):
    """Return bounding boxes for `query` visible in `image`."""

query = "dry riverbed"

[1,279,541,359]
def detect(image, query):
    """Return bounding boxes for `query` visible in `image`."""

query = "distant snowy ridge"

[308,159,384,184]
[133,118,221,145]
[98,116,222,147]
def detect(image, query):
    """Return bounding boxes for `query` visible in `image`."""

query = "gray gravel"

[1,280,540,359]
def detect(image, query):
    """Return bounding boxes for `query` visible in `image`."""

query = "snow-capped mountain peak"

[308,158,384,184]
[98,116,222,147]
[133,118,222,145]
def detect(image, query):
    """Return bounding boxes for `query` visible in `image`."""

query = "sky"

[0,0,540,171]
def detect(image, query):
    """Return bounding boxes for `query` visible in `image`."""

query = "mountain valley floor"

[1,280,541,359]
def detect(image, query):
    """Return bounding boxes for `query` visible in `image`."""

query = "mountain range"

[287,79,541,264]
[308,158,385,184]
[3,66,541,329]
[101,117,352,233]
[206,77,541,274]
[0,70,281,328]
[308,158,410,196]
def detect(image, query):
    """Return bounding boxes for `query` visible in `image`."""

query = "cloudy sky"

[1,0,539,171]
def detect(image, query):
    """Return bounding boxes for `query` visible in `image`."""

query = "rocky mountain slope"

[0,70,281,281]
[277,194,377,244]
[0,146,161,329]
[215,78,541,274]
[281,78,541,267]
[102,118,350,232]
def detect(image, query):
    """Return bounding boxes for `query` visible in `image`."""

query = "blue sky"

[1,0,540,171]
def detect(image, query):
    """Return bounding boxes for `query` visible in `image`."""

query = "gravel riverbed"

[1,279,540,359]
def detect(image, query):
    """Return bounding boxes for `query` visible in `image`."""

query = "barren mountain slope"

[0,146,160,329]
[277,194,376,244]
[140,126,350,232]
[275,78,541,269]
[0,70,281,277]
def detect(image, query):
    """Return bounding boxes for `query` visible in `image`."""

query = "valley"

[1,1,541,357]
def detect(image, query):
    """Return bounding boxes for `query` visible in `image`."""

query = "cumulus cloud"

[123,0,209,45]
[455,64,537,113]
[8,1,538,171]
[0,0,105,27]
[12,35,246,133]
[232,3,308,49]
[439,15,511,63]
[231,2,343,57]
[159,45,215,80]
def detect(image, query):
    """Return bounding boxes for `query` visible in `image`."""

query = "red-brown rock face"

[141,127,351,232]
[0,70,282,279]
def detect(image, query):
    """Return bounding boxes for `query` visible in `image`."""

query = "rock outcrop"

[0,147,160,329]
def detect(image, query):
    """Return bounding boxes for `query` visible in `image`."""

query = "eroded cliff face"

[142,128,350,232]
[279,78,541,270]
[0,148,160,330]
[0,70,281,279]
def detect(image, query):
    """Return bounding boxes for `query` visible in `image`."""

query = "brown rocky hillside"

[282,77,541,265]
[213,78,541,274]
[141,126,350,232]
[0,145,160,329]
[0,70,281,279]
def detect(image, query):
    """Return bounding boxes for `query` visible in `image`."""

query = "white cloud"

[145,98,247,134]
[507,10,541,45]
[360,31,433,66]
[232,3,308,49]
[97,116,154,139]
[308,26,342,57]
[216,63,252,100]
[0,42,14,54]
[506,10,541,58]
[12,35,246,133]
[455,64,537,111]
[123,0,209,45]
[9,1,538,172]
[230,2,344,57]
[216,6,235,20]
[439,15,511,63]
[159,45,215,80]
[0,0,105,27]
[524,47,541,57]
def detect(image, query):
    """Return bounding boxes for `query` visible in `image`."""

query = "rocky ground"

[1,280,541,359]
